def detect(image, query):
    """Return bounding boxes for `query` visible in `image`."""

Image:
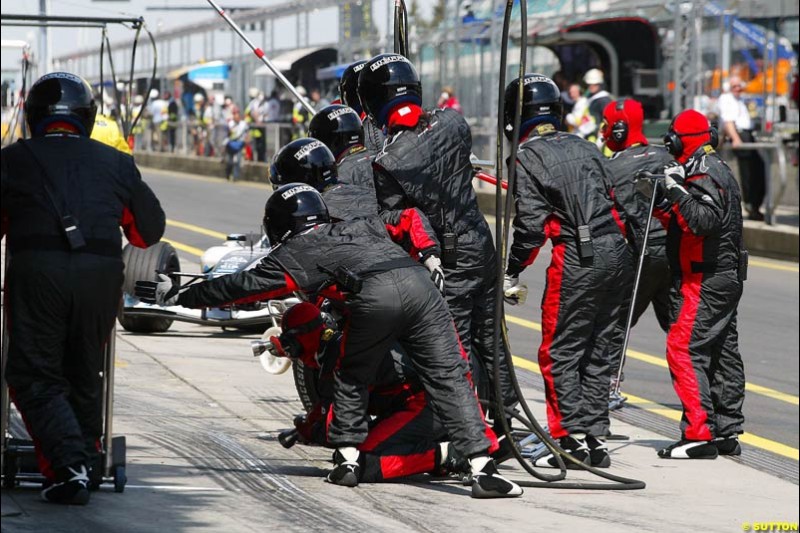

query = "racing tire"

[118,242,180,333]
[292,360,320,413]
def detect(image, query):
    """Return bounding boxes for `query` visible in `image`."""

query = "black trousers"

[444,257,519,412]
[328,266,491,458]
[5,251,123,477]
[734,130,766,212]
[608,241,672,381]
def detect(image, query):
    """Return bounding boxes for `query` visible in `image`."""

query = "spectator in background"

[224,107,249,182]
[292,86,311,139]
[164,91,179,153]
[310,87,331,111]
[438,86,463,114]
[149,89,167,151]
[583,68,613,144]
[718,75,765,221]
[553,71,575,114]
[263,90,281,122]
[565,83,591,137]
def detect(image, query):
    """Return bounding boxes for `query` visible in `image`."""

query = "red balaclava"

[601,99,648,152]
[669,109,712,164]
[386,102,424,133]
[278,302,324,369]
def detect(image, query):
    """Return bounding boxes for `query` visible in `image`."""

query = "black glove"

[134,273,180,306]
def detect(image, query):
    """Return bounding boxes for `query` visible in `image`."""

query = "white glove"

[663,162,688,197]
[424,255,445,295]
[503,274,528,306]
[134,273,180,306]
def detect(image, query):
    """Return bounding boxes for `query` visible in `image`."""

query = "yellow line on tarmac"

[511,355,800,461]
[161,237,204,258]
[167,219,227,240]
[506,313,799,406]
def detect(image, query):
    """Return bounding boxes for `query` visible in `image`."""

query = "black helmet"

[339,60,367,114]
[263,183,330,245]
[269,138,338,192]
[25,72,97,137]
[503,74,563,141]
[308,104,364,157]
[358,53,422,128]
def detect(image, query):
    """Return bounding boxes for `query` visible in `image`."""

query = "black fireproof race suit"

[296,341,499,483]
[655,146,746,441]
[507,125,632,439]
[372,107,518,411]
[176,217,493,458]
[336,145,376,193]
[606,144,675,381]
[0,135,165,478]
[362,115,385,154]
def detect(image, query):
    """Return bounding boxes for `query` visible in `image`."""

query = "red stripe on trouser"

[666,273,712,441]
[360,392,427,452]
[538,243,567,439]
[378,450,436,480]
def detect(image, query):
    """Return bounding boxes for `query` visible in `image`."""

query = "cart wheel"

[113,465,127,493]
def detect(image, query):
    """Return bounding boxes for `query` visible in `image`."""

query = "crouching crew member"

[135,184,522,498]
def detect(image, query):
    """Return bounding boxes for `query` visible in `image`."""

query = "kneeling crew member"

[136,184,522,498]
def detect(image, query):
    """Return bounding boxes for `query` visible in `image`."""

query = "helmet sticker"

[369,54,409,72]
[293,140,325,160]
[326,107,359,121]
[280,184,317,199]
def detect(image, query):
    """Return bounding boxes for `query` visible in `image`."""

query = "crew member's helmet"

[263,183,330,245]
[25,72,98,137]
[308,104,364,158]
[503,74,563,140]
[358,53,422,128]
[338,60,367,114]
[269,138,338,191]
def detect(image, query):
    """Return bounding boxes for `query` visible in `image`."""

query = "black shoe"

[471,460,523,499]
[326,450,360,487]
[713,435,742,456]
[657,439,718,459]
[532,435,589,469]
[440,443,470,476]
[491,436,518,466]
[747,209,765,221]
[41,464,91,505]
[584,435,611,468]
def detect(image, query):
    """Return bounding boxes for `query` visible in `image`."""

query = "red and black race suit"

[605,144,675,379]
[373,107,518,411]
[177,218,492,458]
[655,146,745,441]
[508,127,632,438]
[1,135,164,477]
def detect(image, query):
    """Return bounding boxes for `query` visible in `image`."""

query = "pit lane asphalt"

[141,167,800,462]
